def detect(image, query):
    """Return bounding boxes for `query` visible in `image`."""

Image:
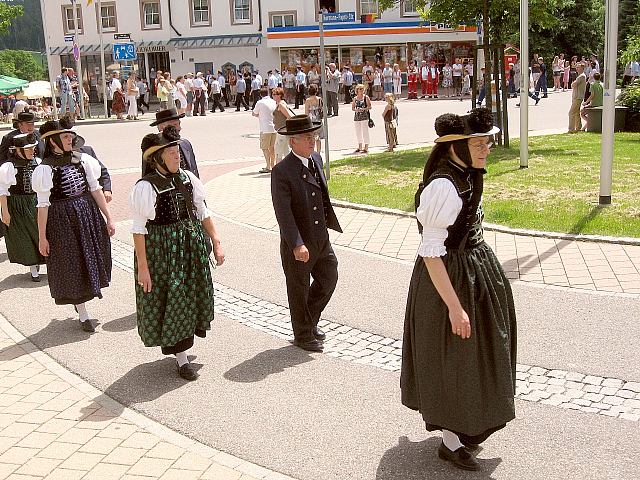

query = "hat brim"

[434,125,500,143]
[149,112,185,127]
[276,122,322,136]
[9,142,39,150]
[142,139,181,161]
[40,129,77,141]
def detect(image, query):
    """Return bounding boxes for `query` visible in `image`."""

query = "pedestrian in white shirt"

[192,72,206,116]
[252,87,277,173]
[294,66,307,109]
[209,76,224,113]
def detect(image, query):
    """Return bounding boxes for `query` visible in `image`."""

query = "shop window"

[97,3,117,33]
[191,0,210,26]
[140,1,162,30]
[231,0,251,25]
[358,0,378,16]
[62,5,83,35]
[401,0,420,17]
[270,11,296,28]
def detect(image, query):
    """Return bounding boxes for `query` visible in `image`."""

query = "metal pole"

[97,0,108,118]
[39,0,58,120]
[600,0,618,205]
[319,12,330,180]
[499,44,510,147]
[71,0,86,119]
[519,0,529,168]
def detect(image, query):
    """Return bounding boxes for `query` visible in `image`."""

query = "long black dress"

[401,158,517,445]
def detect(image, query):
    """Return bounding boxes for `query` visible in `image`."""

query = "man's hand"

[293,244,309,263]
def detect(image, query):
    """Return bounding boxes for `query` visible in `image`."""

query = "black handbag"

[367,111,375,128]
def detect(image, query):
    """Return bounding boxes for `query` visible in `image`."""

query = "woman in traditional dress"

[32,121,115,332]
[401,108,517,471]
[0,133,45,281]
[131,127,225,381]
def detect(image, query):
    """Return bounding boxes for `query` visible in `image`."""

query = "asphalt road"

[1,216,639,480]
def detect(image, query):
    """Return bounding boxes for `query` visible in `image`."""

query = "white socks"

[75,303,90,323]
[175,351,189,367]
[29,266,39,277]
[442,430,464,451]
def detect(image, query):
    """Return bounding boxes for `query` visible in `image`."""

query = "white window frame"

[270,11,296,28]
[359,0,379,16]
[191,0,210,26]
[231,0,251,25]
[62,5,83,35]
[141,1,162,30]
[98,3,117,33]
[401,0,420,17]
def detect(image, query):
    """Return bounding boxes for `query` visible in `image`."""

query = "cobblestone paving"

[113,238,640,423]
[0,313,297,480]
[204,166,640,295]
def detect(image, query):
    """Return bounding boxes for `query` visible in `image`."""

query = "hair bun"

[434,113,465,137]
[141,133,160,153]
[466,108,494,134]
[161,125,180,142]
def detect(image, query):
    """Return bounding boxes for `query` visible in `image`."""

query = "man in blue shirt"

[294,66,307,109]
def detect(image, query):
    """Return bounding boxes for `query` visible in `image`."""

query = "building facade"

[41,0,478,88]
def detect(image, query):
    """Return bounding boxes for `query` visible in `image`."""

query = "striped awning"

[49,40,168,55]
[168,34,262,49]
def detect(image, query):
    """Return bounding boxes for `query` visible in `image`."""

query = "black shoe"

[437,443,479,471]
[293,338,324,352]
[461,440,480,451]
[542,94,548,98]
[177,362,199,381]
[79,319,95,333]
[535,97,540,105]
[313,327,326,341]
[30,274,40,283]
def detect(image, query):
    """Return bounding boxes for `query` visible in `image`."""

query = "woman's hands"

[106,220,116,237]
[213,243,225,266]
[449,306,472,339]
[39,238,49,257]
[137,267,152,293]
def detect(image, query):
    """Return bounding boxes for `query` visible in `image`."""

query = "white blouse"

[0,158,43,196]
[31,153,102,207]
[129,169,210,235]
[416,178,464,258]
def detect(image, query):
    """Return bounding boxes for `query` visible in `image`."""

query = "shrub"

[617,79,640,131]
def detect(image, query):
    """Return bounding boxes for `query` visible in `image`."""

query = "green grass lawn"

[328,133,640,237]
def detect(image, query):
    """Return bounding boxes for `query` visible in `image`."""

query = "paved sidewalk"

[206,165,640,296]
[0,315,296,480]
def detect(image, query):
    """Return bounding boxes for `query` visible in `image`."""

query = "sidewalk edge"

[0,311,297,480]
[330,199,640,246]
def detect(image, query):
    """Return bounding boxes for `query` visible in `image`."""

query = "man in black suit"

[143,108,200,177]
[271,115,342,352]
[0,111,44,164]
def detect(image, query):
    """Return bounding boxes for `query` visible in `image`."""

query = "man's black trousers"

[280,239,338,343]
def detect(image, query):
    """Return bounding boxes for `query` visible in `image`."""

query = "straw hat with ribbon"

[434,108,500,143]
[141,128,181,163]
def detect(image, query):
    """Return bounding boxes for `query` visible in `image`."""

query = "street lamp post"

[519,0,529,168]
[318,13,330,180]
[39,0,58,120]
[600,0,619,205]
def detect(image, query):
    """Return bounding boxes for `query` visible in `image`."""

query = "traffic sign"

[113,42,137,61]
[73,43,80,62]
[64,34,74,43]
[114,33,131,40]
[322,11,355,23]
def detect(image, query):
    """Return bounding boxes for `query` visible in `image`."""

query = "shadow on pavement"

[94,358,203,416]
[376,436,500,480]
[0,317,92,362]
[238,171,271,177]
[0,252,8,263]
[0,273,48,291]
[223,345,314,383]
[101,312,137,333]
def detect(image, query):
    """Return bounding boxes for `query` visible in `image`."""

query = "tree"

[0,0,45,52]
[0,49,44,81]
[0,1,23,35]
[618,0,640,54]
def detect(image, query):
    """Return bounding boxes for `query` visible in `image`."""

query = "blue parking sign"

[113,43,137,61]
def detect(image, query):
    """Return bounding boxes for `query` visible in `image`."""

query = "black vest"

[422,159,485,250]
[141,170,197,226]
[42,152,89,201]
[8,158,38,196]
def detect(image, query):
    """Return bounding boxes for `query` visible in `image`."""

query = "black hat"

[150,108,185,127]
[276,115,322,136]
[434,108,500,143]
[9,133,39,150]
[58,115,86,149]
[16,111,36,123]
[39,120,81,145]
[141,127,181,161]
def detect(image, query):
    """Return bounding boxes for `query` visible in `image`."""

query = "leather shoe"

[79,320,95,333]
[313,327,326,341]
[293,338,324,352]
[30,274,40,283]
[437,442,479,471]
[177,363,199,381]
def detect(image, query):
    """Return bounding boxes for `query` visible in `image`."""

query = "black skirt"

[401,242,517,444]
